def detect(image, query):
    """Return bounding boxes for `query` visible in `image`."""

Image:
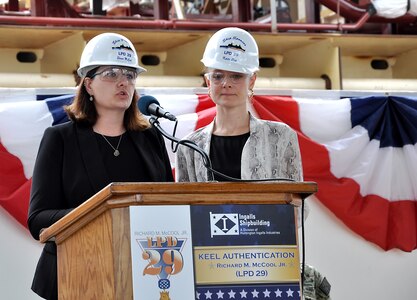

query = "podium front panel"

[129,204,301,300]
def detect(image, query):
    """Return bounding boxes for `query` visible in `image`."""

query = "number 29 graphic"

[142,249,184,277]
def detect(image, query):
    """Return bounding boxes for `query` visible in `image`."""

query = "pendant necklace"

[101,133,123,157]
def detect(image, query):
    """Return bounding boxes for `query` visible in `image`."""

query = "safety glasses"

[206,71,249,85]
[91,67,138,84]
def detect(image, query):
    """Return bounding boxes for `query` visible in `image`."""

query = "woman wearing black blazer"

[27,33,174,300]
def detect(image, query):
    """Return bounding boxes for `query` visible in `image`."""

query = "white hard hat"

[77,32,147,77]
[201,27,259,75]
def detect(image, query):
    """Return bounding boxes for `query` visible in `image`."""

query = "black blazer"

[28,121,173,299]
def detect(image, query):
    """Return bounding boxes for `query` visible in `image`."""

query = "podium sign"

[130,205,195,299]
[192,204,301,300]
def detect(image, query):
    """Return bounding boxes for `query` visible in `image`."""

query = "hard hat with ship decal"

[201,27,259,75]
[77,32,147,77]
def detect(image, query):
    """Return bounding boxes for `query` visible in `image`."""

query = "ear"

[249,73,257,90]
[204,74,211,88]
[83,77,94,95]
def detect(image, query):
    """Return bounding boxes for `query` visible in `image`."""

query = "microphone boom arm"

[149,117,214,179]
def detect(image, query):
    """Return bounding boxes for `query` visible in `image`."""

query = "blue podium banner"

[191,204,301,300]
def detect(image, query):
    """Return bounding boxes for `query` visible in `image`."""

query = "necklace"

[100,133,123,157]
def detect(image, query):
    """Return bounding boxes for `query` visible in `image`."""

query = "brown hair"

[64,69,150,131]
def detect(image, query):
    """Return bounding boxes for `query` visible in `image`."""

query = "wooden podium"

[40,181,317,299]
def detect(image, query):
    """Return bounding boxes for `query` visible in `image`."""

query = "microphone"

[138,95,177,121]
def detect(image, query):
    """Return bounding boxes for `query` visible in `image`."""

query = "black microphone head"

[138,95,160,116]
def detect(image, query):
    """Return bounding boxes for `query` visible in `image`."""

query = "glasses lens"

[230,73,245,83]
[100,68,119,81]
[211,72,225,84]
[124,70,137,81]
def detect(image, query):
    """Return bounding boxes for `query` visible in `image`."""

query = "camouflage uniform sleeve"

[303,264,331,300]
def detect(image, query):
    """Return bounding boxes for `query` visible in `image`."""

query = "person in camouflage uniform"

[303,264,332,300]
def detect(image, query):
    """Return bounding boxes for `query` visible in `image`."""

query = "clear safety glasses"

[206,71,250,85]
[91,67,138,84]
